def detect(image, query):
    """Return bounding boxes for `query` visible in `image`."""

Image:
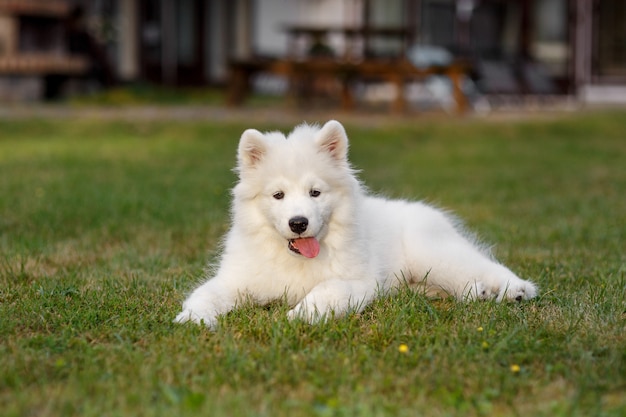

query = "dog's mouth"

[288,237,320,258]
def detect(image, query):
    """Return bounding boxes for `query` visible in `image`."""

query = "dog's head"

[233,120,357,258]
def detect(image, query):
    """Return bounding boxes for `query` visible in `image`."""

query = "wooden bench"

[0,54,90,100]
[0,54,88,75]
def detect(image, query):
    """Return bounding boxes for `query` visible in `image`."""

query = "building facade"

[1,0,624,103]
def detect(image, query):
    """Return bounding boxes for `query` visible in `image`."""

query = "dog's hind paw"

[464,281,497,301]
[497,279,538,302]
[463,277,538,302]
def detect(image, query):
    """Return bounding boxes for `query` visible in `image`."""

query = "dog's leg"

[174,278,238,328]
[396,202,538,303]
[287,278,376,323]
[408,245,538,302]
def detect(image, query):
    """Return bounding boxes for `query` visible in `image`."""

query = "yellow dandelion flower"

[510,364,521,373]
[398,344,409,353]
[481,341,489,349]
[477,326,484,332]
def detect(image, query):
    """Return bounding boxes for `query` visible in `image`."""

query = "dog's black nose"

[289,216,308,234]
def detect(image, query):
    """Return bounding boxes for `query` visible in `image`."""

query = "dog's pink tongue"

[293,237,320,258]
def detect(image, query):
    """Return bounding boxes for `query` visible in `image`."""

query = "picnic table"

[227,25,469,114]
[228,57,468,113]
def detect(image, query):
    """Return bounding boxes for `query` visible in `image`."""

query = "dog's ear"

[238,129,266,170]
[316,120,348,163]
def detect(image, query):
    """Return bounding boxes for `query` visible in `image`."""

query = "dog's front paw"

[497,278,538,302]
[287,302,328,324]
[174,308,218,328]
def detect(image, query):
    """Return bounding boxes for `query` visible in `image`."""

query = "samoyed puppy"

[175,120,537,327]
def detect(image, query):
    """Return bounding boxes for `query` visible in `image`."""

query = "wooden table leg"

[227,66,249,106]
[390,73,406,114]
[448,68,469,114]
[285,63,299,109]
[340,74,355,111]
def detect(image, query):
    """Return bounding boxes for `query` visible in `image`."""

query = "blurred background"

[0,0,624,111]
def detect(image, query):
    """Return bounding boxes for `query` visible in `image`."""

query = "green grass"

[1,111,625,416]
[67,83,282,108]
[68,83,226,106]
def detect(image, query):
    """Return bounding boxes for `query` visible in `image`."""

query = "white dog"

[175,120,537,327]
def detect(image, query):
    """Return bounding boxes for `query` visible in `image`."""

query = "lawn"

[0,111,625,416]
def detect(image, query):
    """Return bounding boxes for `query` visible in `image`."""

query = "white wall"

[117,0,138,80]
[253,0,360,57]
[206,0,227,81]
[581,85,626,104]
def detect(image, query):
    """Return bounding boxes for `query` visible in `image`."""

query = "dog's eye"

[272,191,284,200]
[309,189,321,198]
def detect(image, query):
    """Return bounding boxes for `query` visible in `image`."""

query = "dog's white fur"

[175,121,537,327]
